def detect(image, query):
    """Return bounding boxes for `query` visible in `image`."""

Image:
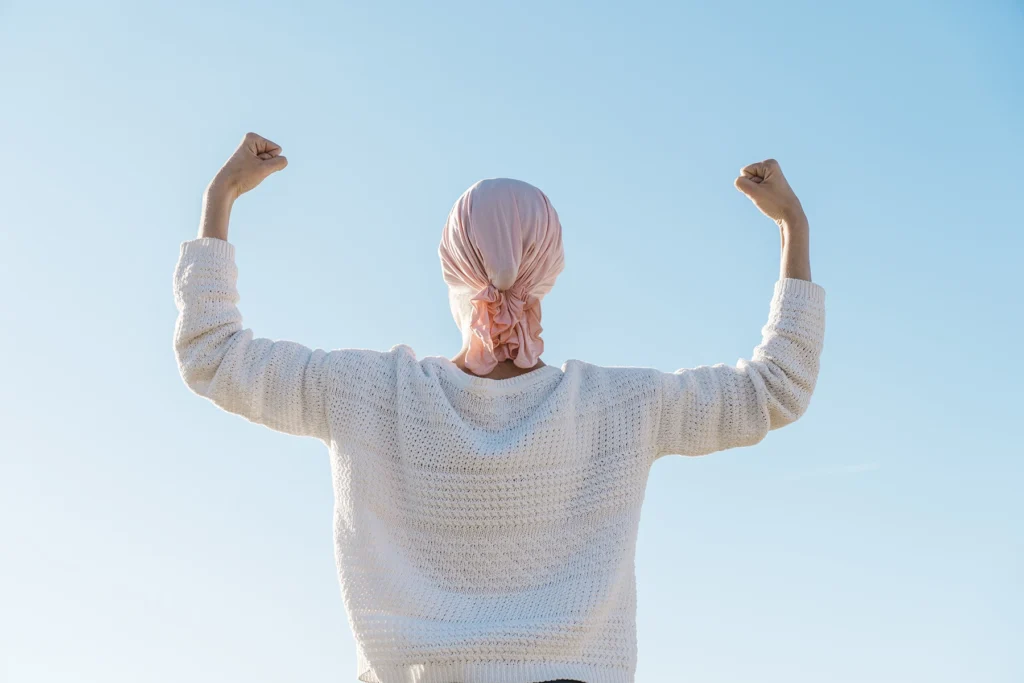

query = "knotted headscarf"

[438,178,565,376]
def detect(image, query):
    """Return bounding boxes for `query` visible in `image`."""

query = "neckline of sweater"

[426,355,565,393]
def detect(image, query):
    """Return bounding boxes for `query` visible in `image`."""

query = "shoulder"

[565,358,662,383]
[561,359,663,408]
[326,343,416,392]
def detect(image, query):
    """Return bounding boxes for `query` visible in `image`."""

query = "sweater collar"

[428,356,563,393]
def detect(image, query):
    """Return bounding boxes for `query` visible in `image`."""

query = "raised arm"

[173,133,333,442]
[655,159,825,459]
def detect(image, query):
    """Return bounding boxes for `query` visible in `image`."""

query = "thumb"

[261,155,288,176]
[734,175,762,197]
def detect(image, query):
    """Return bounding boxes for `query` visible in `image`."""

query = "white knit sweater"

[173,237,827,683]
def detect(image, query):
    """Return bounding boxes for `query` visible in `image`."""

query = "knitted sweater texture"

[172,237,827,683]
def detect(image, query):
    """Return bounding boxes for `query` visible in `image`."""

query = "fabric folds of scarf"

[438,178,564,376]
[467,282,545,373]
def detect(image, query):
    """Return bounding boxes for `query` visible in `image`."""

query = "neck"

[450,350,546,379]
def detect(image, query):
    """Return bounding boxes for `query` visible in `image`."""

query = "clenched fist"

[209,132,288,200]
[734,159,805,226]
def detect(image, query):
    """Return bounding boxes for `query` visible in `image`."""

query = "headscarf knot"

[469,282,539,364]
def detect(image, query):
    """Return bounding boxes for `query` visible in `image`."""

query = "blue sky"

[1,1,1021,681]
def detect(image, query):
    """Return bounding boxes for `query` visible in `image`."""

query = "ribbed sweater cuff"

[774,277,826,304]
[179,237,235,261]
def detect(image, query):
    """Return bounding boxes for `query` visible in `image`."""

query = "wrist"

[778,210,808,233]
[199,179,235,241]
[205,175,239,205]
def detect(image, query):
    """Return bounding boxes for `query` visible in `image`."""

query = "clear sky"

[1,1,1021,682]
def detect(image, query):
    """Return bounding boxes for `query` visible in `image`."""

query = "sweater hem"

[356,656,633,683]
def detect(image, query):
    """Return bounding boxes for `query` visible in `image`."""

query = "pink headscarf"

[438,178,565,376]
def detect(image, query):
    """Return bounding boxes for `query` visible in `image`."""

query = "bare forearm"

[198,182,235,241]
[779,215,812,281]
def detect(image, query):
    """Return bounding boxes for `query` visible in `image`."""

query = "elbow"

[173,332,222,397]
[175,348,213,396]
[762,357,820,430]
[767,383,817,431]
[173,322,240,397]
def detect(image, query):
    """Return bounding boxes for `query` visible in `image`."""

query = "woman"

[173,133,825,683]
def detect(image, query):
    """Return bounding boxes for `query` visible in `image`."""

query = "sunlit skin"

[198,134,811,381]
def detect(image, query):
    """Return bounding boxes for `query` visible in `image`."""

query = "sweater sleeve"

[172,237,335,443]
[655,278,826,459]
